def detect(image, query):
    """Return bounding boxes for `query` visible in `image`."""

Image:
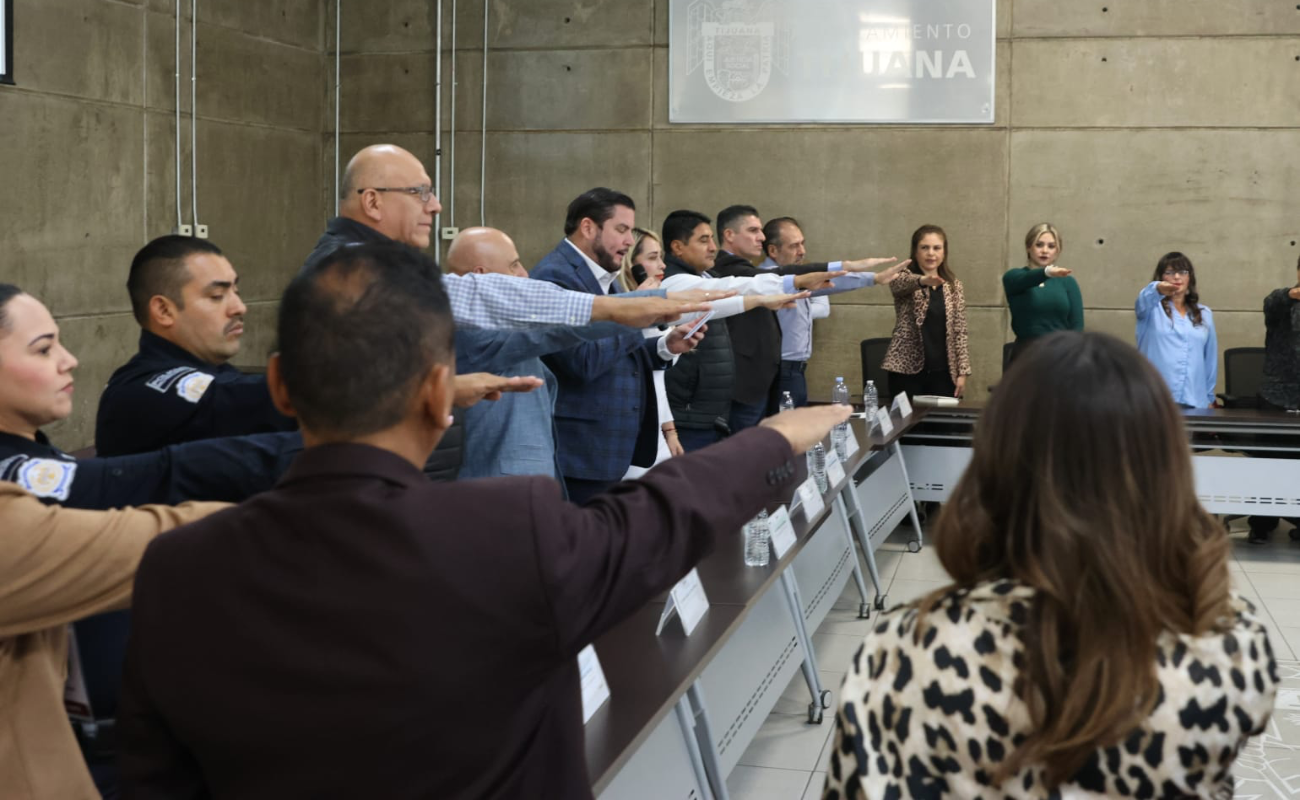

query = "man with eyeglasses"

[303,145,711,333]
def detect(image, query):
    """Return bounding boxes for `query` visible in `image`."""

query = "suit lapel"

[561,241,606,295]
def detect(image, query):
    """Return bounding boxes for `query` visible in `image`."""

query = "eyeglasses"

[358,185,436,203]
[1161,268,1191,278]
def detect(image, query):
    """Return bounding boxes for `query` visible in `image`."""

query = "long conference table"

[587,409,929,800]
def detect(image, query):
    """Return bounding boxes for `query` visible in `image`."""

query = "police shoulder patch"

[176,371,215,404]
[14,457,78,501]
[145,366,196,394]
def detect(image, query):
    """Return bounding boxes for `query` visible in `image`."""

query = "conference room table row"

[587,408,929,800]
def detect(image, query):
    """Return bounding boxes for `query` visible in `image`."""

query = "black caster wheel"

[907,539,922,554]
[858,602,871,619]
[819,689,832,709]
[874,595,888,611]
[808,704,824,725]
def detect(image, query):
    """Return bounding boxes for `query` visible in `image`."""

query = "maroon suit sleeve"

[529,427,800,655]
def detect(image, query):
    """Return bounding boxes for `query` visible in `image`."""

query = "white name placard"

[657,568,710,636]
[797,476,825,521]
[876,406,895,436]
[768,505,798,558]
[844,426,861,458]
[892,392,913,418]
[825,448,847,487]
[579,645,610,724]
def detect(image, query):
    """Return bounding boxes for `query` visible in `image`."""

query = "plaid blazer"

[531,242,665,482]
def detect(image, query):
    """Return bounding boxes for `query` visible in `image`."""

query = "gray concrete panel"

[339,53,440,132]
[456,0,654,51]
[194,24,323,130]
[1008,130,1300,313]
[145,0,320,48]
[144,10,193,113]
[1011,38,1300,129]
[0,93,145,317]
[650,128,1009,306]
[188,121,325,300]
[1013,0,1300,38]
[14,0,144,105]
[479,48,652,131]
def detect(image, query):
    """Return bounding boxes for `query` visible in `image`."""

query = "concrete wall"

[0,0,326,448]
[342,0,1300,402]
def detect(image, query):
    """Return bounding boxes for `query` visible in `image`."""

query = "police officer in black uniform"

[95,235,295,457]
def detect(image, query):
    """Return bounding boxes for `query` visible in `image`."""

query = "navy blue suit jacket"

[530,241,667,482]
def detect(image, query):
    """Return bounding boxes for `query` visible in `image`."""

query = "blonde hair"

[618,228,663,292]
[1024,223,1063,261]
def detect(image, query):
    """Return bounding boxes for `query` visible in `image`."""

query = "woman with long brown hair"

[1136,251,1219,409]
[825,331,1277,799]
[881,224,972,399]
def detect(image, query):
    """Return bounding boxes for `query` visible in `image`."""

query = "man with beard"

[531,188,705,502]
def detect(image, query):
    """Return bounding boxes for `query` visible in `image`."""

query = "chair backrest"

[859,337,891,395]
[1224,347,1267,400]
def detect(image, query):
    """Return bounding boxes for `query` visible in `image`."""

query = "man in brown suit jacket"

[118,243,848,799]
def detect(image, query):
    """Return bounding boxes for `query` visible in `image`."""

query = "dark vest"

[663,257,736,430]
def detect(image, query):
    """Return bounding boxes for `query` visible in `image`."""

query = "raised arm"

[1002,266,1048,296]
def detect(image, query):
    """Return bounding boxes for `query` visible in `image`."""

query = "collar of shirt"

[0,430,68,460]
[758,257,779,271]
[565,238,618,294]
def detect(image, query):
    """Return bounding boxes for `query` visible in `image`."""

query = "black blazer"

[119,429,800,800]
[709,252,831,407]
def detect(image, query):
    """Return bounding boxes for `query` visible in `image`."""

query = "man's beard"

[592,238,620,273]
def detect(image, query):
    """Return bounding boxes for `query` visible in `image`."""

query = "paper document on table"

[578,645,610,724]
[768,505,798,559]
[660,568,710,636]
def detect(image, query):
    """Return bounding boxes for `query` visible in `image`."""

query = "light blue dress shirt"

[758,257,876,361]
[1135,282,1218,408]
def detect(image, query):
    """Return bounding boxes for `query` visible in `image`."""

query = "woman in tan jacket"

[881,224,972,399]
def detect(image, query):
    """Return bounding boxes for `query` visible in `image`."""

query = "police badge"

[15,457,78,501]
[687,0,789,103]
[176,371,215,404]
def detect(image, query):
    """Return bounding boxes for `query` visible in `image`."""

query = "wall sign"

[0,0,12,85]
[669,0,995,124]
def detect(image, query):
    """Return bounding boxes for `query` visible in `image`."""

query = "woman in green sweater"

[1003,223,1083,363]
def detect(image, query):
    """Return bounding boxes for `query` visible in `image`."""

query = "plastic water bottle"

[744,510,771,566]
[780,391,795,413]
[812,442,828,493]
[863,380,879,415]
[831,377,850,458]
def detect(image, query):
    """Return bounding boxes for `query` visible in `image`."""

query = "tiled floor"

[728,521,1300,800]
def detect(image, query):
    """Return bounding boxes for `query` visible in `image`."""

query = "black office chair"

[859,337,891,398]
[1218,347,1266,408]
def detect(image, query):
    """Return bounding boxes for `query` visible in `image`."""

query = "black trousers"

[887,370,956,403]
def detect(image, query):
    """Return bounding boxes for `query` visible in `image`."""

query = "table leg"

[685,682,730,800]
[833,493,874,619]
[891,441,925,552]
[841,485,887,612]
[778,572,832,724]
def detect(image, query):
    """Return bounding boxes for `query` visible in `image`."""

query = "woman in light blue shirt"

[1135,252,1218,408]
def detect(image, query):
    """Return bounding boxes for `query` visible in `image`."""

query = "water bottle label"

[768,505,798,558]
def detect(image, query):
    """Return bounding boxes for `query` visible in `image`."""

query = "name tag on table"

[656,568,710,636]
[892,392,913,418]
[578,645,610,724]
[768,505,798,559]
[796,476,825,522]
[844,426,861,458]
[876,407,895,436]
[825,449,847,487]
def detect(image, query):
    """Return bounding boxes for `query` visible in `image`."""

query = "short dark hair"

[662,210,712,248]
[127,235,225,326]
[762,216,801,258]
[563,188,636,236]
[278,243,454,438]
[0,283,24,336]
[716,204,761,237]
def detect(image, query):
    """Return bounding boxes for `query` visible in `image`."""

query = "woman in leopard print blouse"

[826,331,1278,800]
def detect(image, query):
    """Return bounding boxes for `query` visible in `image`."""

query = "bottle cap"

[835,376,843,382]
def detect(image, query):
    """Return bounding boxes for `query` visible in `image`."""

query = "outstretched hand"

[592,295,710,328]
[664,321,707,355]
[845,256,899,272]
[920,275,945,288]
[759,404,853,455]
[874,260,912,284]
[793,271,837,291]
[666,288,738,304]
[454,373,545,407]
[1045,266,1073,278]
[756,291,811,310]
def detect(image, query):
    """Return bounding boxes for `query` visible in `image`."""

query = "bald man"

[448,227,627,483]
[302,145,712,333]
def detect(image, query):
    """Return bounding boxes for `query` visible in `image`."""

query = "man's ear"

[419,362,455,432]
[358,189,383,223]
[669,239,684,258]
[148,295,179,330]
[265,353,299,419]
[472,265,488,275]
[579,217,599,243]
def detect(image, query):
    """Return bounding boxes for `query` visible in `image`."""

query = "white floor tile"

[812,632,868,673]
[1232,742,1300,797]
[772,669,846,717]
[893,547,953,582]
[1277,629,1300,663]
[1246,573,1300,600]
[881,578,949,609]
[734,712,836,772]
[802,772,828,800]
[815,606,876,637]
[1259,597,1300,629]
[726,764,817,800]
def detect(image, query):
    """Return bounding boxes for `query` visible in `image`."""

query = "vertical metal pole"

[449,0,457,226]
[333,0,341,215]
[686,683,731,800]
[190,0,199,228]
[891,442,925,550]
[174,0,182,230]
[479,0,488,226]
[434,0,443,239]
[833,493,875,618]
